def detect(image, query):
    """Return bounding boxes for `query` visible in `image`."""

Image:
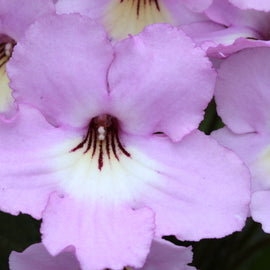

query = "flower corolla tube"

[0,14,250,270]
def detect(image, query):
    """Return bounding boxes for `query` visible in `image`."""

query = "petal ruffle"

[9,243,80,270]
[215,47,270,134]
[8,14,113,128]
[41,194,155,270]
[109,24,216,141]
[0,0,55,41]
[125,130,250,240]
[0,104,80,219]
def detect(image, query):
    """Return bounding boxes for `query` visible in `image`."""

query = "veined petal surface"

[125,131,250,239]
[109,24,216,141]
[8,14,113,128]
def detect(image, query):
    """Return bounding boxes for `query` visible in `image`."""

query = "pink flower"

[55,0,212,40]
[9,239,196,270]
[0,0,55,116]
[1,13,250,270]
[212,47,270,233]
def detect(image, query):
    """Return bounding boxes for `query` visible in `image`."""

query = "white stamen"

[98,134,105,141]
[4,43,12,57]
[98,126,106,135]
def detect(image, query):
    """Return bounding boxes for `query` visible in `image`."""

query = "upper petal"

[109,24,216,141]
[7,14,113,128]
[0,0,55,41]
[215,47,270,134]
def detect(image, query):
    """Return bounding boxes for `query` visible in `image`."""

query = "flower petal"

[9,243,80,270]
[141,239,195,270]
[8,14,113,128]
[181,0,213,12]
[180,22,269,58]
[229,0,270,12]
[0,104,79,219]
[205,0,270,38]
[109,24,216,141]
[41,194,155,270]
[215,47,270,134]
[0,0,55,40]
[212,127,270,192]
[251,190,270,233]
[125,130,250,240]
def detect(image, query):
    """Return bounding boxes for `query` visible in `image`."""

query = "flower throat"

[71,115,130,171]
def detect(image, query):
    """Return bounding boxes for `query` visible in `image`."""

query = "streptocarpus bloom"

[9,239,196,270]
[1,14,250,270]
[55,0,211,40]
[0,0,55,115]
[212,47,270,233]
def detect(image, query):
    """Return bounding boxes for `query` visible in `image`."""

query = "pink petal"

[215,47,270,134]
[0,104,79,219]
[212,127,270,192]
[206,0,270,38]
[141,239,195,270]
[9,243,80,270]
[229,0,270,12]
[181,22,269,58]
[251,190,270,233]
[125,130,250,240]
[109,24,216,141]
[41,193,155,270]
[0,0,55,41]
[7,14,113,128]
